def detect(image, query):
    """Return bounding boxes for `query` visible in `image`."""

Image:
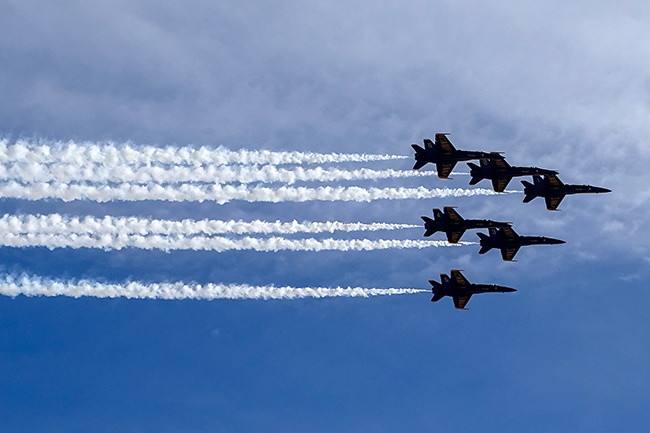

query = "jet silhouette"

[477,227,565,261]
[412,133,502,178]
[430,269,516,310]
[467,157,557,192]
[421,207,510,243]
[521,174,611,210]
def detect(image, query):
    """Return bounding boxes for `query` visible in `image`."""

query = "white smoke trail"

[0,232,470,252]
[0,214,419,236]
[0,138,407,167]
[0,162,466,185]
[0,182,510,203]
[0,273,426,300]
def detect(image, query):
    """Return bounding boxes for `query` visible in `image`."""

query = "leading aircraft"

[430,270,516,310]
[412,133,502,178]
[477,227,565,261]
[467,157,558,192]
[521,174,611,211]
[421,207,511,243]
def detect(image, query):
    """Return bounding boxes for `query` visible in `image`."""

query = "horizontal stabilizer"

[469,176,482,185]
[523,194,536,203]
[413,160,428,170]
[479,245,492,255]
[431,293,445,303]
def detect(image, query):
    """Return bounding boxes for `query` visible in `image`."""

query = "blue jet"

[421,207,511,243]
[477,227,565,261]
[521,174,611,211]
[430,270,516,310]
[467,157,557,192]
[412,133,502,178]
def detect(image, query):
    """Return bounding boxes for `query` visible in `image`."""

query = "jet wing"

[493,157,510,170]
[501,226,518,239]
[435,134,455,153]
[453,294,472,309]
[546,174,563,187]
[501,246,521,261]
[450,270,470,287]
[436,161,456,179]
[545,195,565,211]
[491,177,512,193]
[446,230,466,244]
[444,207,463,222]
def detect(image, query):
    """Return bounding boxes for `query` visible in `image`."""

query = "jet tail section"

[476,232,492,254]
[412,145,428,170]
[467,162,482,185]
[431,293,445,303]
[479,245,492,254]
[421,216,436,237]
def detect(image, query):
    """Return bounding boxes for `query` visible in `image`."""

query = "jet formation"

[430,270,516,310]
[411,133,610,309]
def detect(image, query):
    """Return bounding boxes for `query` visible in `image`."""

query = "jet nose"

[596,187,612,193]
[501,286,517,292]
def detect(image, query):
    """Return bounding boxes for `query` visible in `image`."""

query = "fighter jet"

[521,174,611,211]
[476,227,565,261]
[430,269,516,310]
[467,157,558,192]
[412,133,502,178]
[421,207,511,243]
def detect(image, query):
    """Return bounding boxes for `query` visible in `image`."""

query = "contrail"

[0,214,420,236]
[0,162,465,184]
[0,273,427,300]
[0,182,511,203]
[0,232,471,252]
[0,138,408,167]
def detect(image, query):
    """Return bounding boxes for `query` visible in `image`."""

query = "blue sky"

[1,1,649,431]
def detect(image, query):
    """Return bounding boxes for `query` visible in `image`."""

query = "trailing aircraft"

[412,133,502,178]
[429,269,516,310]
[477,227,565,261]
[521,174,611,211]
[467,157,557,192]
[421,207,510,243]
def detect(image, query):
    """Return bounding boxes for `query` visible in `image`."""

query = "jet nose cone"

[501,286,517,292]
[597,187,612,193]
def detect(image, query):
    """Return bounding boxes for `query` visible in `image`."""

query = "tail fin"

[521,180,536,203]
[412,145,427,170]
[533,175,544,187]
[467,163,482,185]
[421,216,436,237]
[476,232,492,254]
[432,208,444,222]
